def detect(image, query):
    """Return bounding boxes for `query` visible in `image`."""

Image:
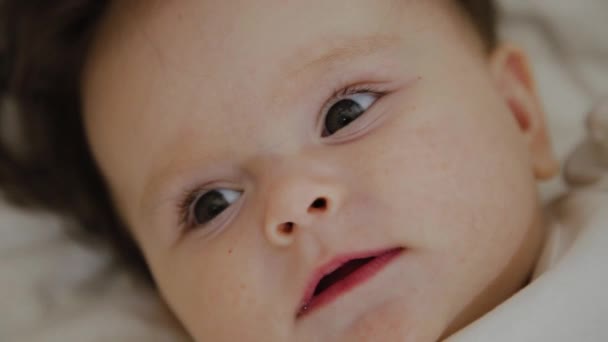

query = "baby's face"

[83,0,557,340]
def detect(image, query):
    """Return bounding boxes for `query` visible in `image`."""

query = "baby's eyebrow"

[284,33,401,78]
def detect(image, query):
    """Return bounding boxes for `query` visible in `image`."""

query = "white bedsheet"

[1,1,607,341]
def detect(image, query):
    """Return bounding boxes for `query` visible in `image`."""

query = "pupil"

[194,190,229,224]
[339,115,353,126]
[325,99,364,135]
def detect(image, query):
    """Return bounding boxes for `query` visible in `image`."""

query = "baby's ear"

[490,44,559,181]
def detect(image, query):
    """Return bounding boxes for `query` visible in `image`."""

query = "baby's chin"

[330,299,446,342]
[295,286,454,342]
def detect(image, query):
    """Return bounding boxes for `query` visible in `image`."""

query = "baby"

[0,0,560,341]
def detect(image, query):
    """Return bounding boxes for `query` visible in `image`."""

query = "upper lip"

[297,246,404,318]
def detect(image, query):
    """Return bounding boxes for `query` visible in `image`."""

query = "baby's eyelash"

[319,82,388,133]
[328,83,386,103]
[177,186,202,230]
[320,83,388,121]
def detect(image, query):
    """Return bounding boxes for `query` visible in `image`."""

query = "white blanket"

[1,1,607,341]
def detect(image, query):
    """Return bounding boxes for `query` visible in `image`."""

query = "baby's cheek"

[154,245,266,340]
[365,99,538,268]
[392,100,529,212]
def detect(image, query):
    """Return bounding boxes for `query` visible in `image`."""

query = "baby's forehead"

[86,1,468,116]
[92,1,451,73]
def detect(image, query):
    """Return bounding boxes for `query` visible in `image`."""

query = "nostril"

[309,197,328,212]
[278,222,295,235]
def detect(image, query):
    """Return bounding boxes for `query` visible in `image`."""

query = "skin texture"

[82,0,558,341]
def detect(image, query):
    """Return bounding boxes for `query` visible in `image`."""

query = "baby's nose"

[263,175,341,247]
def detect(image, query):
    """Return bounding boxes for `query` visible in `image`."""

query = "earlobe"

[490,44,559,181]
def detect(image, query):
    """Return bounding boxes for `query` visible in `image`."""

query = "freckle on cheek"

[228,248,233,254]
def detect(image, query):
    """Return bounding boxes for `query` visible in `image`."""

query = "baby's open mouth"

[297,247,405,318]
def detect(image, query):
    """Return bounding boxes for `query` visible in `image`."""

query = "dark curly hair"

[0,0,498,284]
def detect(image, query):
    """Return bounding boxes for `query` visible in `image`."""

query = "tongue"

[313,257,375,297]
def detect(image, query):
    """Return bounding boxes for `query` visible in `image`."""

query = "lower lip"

[297,247,404,318]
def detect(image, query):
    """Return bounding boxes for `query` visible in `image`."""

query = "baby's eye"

[323,92,379,136]
[191,189,242,226]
